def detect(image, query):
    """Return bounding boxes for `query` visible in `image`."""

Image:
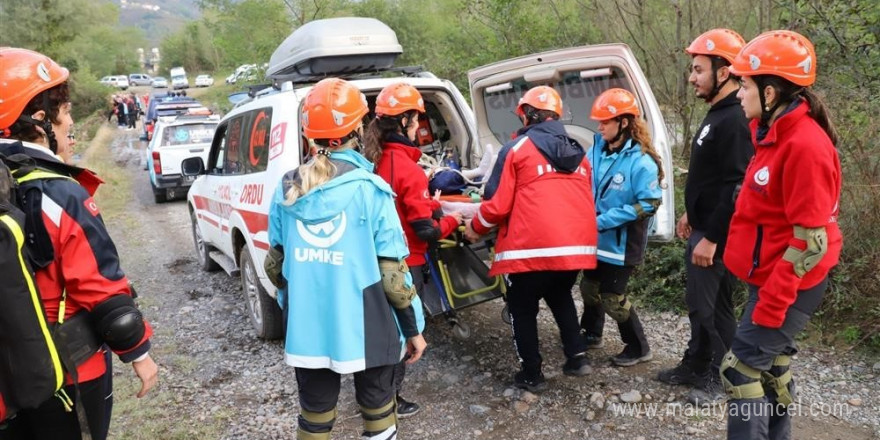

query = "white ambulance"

[183,17,674,339]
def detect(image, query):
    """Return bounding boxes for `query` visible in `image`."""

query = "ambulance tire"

[240,248,283,340]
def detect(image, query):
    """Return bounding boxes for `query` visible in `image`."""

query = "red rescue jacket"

[723,101,842,328]
[2,140,153,384]
[375,138,459,266]
[473,121,598,275]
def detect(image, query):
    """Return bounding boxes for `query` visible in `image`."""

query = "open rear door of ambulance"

[468,44,675,241]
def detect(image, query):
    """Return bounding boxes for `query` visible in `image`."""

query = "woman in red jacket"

[363,82,462,418]
[722,31,842,440]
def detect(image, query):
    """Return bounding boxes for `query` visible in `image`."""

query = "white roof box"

[267,17,403,82]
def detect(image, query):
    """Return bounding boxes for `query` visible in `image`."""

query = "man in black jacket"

[657,29,753,404]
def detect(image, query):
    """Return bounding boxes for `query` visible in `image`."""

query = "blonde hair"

[283,137,360,205]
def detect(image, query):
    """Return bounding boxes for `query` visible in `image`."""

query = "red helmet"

[729,30,817,86]
[590,88,640,121]
[0,48,70,131]
[685,29,746,64]
[374,82,425,116]
[301,78,369,141]
[515,86,563,118]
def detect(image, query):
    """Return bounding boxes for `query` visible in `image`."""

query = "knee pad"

[601,293,631,323]
[761,354,794,406]
[360,399,397,439]
[297,407,336,440]
[579,277,601,307]
[90,294,146,351]
[720,351,764,400]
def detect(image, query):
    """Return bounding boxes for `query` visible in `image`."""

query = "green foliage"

[68,66,115,122]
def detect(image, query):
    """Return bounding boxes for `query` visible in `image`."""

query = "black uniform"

[682,90,752,373]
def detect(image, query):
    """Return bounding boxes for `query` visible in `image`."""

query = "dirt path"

[94,125,878,440]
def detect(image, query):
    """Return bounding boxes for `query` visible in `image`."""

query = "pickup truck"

[147,113,218,203]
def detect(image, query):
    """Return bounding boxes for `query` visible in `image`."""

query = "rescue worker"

[722,31,841,439]
[265,78,427,440]
[657,29,753,405]
[0,48,158,440]
[578,88,663,367]
[464,85,596,392]
[362,82,463,418]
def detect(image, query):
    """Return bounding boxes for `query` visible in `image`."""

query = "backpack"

[0,155,65,422]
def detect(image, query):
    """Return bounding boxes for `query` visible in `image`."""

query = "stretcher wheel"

[501,304,512,325]
[452,322,471,340]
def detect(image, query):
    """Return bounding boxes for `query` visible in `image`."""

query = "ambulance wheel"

[501,304,512,325]
[452,322,471,340]
[240,248,283,340]
[190,210,220,272]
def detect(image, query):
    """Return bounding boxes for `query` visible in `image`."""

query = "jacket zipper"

[748,225,763,278]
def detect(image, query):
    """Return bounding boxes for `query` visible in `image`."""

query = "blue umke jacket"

[268,149,425,374]
[587,134,661,266]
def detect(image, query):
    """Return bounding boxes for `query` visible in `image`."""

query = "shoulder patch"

[83,197,100,217]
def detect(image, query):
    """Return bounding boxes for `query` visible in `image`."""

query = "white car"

[182,18,676,340]
[195,75,214,87]
[100,75,129,90]
[151,77,168,88]
[147,113,218,203]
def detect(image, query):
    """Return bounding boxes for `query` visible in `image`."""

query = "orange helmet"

[0,48,70,131]
[590,88,640,121]
[729,30,816,86]
[301,78,369,141]
[685,29,746,64]
[515,86,562,118]
[374,82,425,116]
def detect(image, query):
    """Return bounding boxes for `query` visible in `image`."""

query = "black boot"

[612,309,652,367]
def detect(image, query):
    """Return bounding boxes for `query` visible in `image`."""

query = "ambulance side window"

[224,116,245,175]
[208,124,228,174]
[239,107,272,174]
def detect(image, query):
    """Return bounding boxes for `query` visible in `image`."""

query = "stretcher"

[416,197,509,339]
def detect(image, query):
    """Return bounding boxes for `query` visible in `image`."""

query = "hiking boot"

[396,395,421,419]
[583,334,604,350]
[513,370,548,393]
[686,372,726,406]
[612,347,653,367]
[562,355,593,377]
[657,360,702,386]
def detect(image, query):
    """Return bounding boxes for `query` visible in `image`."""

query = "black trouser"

[295,365,396,433]
[580,263,650,356]
[392,263,426,397]
[507,270,586,375]
[685,230,737,372]
[0,351,113,440]
[726,278,826,440]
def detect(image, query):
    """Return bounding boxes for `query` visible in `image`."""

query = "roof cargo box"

[267,17,403,82]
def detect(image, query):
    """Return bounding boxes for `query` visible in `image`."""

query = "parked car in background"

[147,110,218,203]
[143,93,203,141]
[225,64,260,84]
[129,73,152,86]
[170,66,189,90]
[152,77,169,88]
[195,74,214,87]
[100,75,130,90]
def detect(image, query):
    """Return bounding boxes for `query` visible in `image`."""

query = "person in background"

[0,47,158,440]
[722,30,842,440]
[265,78,427,440]
[362,82,463,418]
[657,28,753,406]
[578,88,663,368]
[464,85,596,392]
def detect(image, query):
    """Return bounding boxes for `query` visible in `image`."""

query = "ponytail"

[626,116,666,186]
[801,88,839,146]
[283,136,362,205]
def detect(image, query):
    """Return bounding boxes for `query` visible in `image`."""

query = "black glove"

[264,245,286,289]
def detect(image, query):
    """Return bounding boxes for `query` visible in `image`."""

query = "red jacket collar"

[751,99,809,147]
[382,141,422,163]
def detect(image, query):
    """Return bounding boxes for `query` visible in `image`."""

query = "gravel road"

[101,127,878,440]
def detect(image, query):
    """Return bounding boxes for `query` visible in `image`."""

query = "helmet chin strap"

[756,78,785,126]
[17,114,58,154]
[704,66,730,103]
[609,117,628,146]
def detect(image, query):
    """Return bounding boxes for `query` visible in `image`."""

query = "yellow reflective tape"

[301,407,337,425]
[0,214,64,390]
[13,169,75,184]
